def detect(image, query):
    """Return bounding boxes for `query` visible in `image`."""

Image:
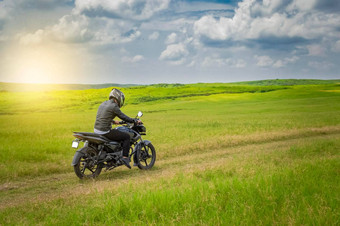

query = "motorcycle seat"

[73,132,103,137]
[73,132,121,144]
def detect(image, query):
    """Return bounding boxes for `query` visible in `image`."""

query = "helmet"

[109,88,125,108]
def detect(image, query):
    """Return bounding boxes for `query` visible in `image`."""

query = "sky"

[0,0,339,84]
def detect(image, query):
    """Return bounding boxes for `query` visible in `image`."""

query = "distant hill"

[233,79,340,86]
[0,82,139,92]
[0,79,339,92]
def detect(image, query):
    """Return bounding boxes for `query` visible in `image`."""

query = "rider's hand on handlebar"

[113,120,120,125]
[136,120,142,125]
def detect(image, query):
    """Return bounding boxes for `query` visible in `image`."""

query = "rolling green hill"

[0,82,138,92]
[0,82,291,114]
[0,80,339,225]
[234,79,340,86]
[1,79,338,92]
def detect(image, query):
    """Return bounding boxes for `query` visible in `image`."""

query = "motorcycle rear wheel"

[74,147,102,179]
[136,143,156,170]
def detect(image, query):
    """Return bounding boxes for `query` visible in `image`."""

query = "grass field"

[0,80,339,225]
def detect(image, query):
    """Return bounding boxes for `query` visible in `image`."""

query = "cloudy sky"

[0,0,339,84]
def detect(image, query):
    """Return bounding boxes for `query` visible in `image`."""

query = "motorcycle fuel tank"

[115,126,135,139]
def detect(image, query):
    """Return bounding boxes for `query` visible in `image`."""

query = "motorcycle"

[71,111,156,179]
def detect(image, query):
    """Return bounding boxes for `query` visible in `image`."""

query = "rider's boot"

[121,157,131,169]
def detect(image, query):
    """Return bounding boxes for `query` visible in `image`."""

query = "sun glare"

[4,43,80,84]
[17,51,57,83]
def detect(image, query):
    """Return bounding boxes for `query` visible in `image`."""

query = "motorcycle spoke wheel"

[137,143,156,170]
[74,147,102,179]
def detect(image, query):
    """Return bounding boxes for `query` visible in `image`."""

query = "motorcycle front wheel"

[74,147,102,179]
[136,143,156,170]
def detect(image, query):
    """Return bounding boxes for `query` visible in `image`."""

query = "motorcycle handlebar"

[119,120,143,125]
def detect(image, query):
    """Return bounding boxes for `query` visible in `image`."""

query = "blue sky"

[0,0,339,84]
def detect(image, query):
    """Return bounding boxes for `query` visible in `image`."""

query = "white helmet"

[109,88,125,108]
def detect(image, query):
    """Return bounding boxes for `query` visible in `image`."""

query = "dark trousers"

[103,129,130,157]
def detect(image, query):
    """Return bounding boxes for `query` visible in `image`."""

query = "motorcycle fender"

[134,140,152,151]
[71,147,87,166]
[143,140,152,146]
[133,140,152,164]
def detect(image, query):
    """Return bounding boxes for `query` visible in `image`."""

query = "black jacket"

[94,99,135,132]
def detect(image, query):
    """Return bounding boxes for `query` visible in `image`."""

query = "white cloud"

[17,14,93,44]
[285,56,299,63]
[0,0,71,17]
[307,45,325,56]
[13,0,167,46]
[287,0,318,12]
[18,29,45,45]
[74,0,170,21]
[122,55,145,63]
[165,32,177,44]
[19,13,142,45]
[148,31,159,40]
[193,0,340,42]
[255,55,274,67]
[255,55,299,68]
[308,61,333,70]
[274,56,299,68]
[11,0,72,10]
[202,56,246,68]
[159,43,189,65]
[202,56,225,67]
[51,14,92,43]
[174,1,234,13]
[0,1,10,30]
[0,34,7,42]
[233,59,246,68]
[224,58,247,68]
[187,60,195,67]
[0,2,7,19]
[141,18,194,32]
[273,60,284,68]
[194,15,228,40]
[334,40,340,52]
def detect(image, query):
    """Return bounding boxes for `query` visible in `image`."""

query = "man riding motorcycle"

[94,88,140,169]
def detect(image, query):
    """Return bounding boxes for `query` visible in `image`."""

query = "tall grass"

[0,137,338,225]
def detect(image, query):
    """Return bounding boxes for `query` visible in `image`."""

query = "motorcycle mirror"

[137,111,143,117]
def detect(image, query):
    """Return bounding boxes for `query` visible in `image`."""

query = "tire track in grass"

[162,126,340,159]
[0,126,339,210]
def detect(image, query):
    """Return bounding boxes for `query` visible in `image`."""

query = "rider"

[94,88,140,169]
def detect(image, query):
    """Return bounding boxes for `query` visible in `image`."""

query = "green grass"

[0,80,339,225]
[1,137,338,225]
[234,79,340,86]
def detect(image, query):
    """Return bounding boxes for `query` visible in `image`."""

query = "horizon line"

[1,78,339,86]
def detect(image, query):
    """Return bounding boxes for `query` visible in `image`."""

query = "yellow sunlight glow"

[5,43,80,84]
